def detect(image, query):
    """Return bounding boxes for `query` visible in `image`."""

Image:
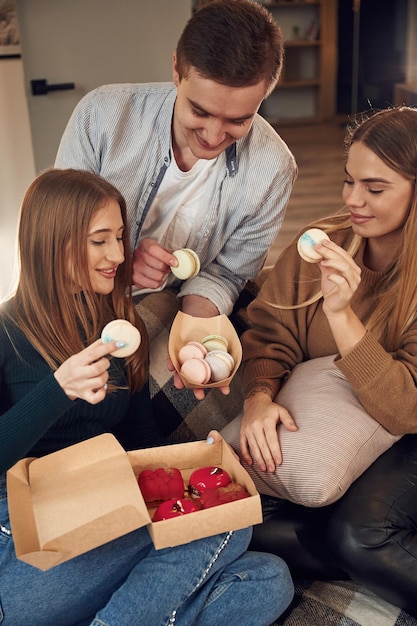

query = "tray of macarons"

[168,311,242,388]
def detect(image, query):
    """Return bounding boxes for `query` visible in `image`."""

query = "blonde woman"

[223,107,417,616]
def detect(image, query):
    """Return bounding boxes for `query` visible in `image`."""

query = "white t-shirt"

[141,153,217,248]
[136,152,218,293]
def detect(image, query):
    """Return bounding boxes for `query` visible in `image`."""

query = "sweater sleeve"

[336,329,417,434]
[112,383,168,450]
[241,240,327,392]
[0,372,73,474]
[0,312,74,472]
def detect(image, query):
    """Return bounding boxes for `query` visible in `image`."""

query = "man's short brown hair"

[176,0,284,98]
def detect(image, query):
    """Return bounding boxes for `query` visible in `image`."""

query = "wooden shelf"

[261,0,337,124]
[279,79,320,88]
[284,40,321,47]
[267,1,321,7]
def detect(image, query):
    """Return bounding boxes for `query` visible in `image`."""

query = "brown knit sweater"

[242,226,417,435]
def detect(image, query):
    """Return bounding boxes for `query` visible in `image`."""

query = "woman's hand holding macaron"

[297,228,331,263]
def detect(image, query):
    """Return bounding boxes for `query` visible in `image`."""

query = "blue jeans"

[0,474,293,625]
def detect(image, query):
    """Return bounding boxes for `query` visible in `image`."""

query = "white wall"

[1,0,190,302]
[17,0,191,172]
[0,58,35,302]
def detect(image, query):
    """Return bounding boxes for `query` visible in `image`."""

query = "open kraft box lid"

[7,433,261,570]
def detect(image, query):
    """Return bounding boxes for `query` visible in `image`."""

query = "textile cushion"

[221,354,401,507]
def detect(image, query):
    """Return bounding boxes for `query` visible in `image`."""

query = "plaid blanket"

[136,288,417,626]
[275,580,417,626]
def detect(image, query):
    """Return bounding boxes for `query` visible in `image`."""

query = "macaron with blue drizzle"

[101,319,141,358]
[297,228,330,263]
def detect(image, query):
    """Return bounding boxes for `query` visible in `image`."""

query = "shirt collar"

[225,143,238,177]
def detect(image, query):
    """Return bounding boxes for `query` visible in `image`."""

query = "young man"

[55,0,297,429]
[55,0,297,321]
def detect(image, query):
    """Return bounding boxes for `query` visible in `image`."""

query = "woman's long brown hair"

[8,168,148,392]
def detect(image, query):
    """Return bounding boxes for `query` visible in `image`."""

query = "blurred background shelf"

[259,0,338,124]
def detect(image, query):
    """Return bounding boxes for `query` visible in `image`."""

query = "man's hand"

[132,239,176,289]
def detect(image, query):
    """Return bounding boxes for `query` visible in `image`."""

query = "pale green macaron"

[201,334,229,353]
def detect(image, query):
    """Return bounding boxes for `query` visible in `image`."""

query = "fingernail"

[116,341,127,348]
[206,436,214,445]
[103,383,108,391]
[102,334,113,343]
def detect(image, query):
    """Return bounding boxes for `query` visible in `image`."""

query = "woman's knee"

[326,439,417,615]
[327,498,417,615]
[328,480,417,566]
[328,436,417,568]
[199,551,294,626]
[241,551,295,621]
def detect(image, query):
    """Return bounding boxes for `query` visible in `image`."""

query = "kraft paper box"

[168,311,242,388]
[127,436,261,550]
[7,433,261,570]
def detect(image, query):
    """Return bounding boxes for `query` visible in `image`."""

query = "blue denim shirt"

[56,82,297,314]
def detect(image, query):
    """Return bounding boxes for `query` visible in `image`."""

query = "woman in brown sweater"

[223,106,417,616]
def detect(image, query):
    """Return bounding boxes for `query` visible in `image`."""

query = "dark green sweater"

[0,301,165,474]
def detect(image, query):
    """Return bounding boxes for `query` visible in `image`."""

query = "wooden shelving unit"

[259,0,338,125]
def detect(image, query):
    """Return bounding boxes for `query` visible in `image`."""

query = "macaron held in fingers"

[101,319,141,357]
[171,248,200,279]
[297,228,331,263]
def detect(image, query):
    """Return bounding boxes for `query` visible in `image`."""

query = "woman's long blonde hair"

[275,107,417,352]
[7,168,148,392]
